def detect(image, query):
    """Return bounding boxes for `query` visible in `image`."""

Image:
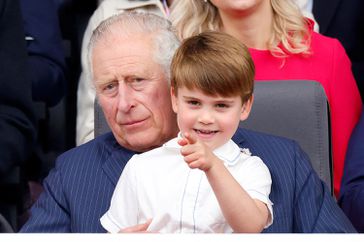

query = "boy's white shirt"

[100,135,273,233]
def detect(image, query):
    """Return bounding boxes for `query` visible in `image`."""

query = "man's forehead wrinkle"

[95,55,151,83]
[100,29,154,45]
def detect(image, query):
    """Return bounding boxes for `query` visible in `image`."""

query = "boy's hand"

[178,132,218,172]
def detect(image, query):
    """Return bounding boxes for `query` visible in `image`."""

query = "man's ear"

[171,87,178,113]
[240,95,254,121]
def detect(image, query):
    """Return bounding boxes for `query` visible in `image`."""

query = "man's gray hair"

[88,11,180,81]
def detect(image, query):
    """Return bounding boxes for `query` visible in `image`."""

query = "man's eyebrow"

[125,75,141,81]
[94,77,115,86]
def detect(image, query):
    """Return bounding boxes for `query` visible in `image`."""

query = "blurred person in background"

[0,0,36,229]
[313,0,364,102]
[339,110,364,232]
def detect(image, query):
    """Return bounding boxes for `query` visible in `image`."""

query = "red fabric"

[249,31,362,197]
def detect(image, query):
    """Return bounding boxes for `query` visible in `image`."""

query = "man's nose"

[117,83,135,112]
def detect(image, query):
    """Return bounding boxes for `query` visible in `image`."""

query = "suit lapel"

[102,147,135,186]
[313,0,342,33]
[232,129,247,148]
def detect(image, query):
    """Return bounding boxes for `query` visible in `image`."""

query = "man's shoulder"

[63,132,115,153]
[233,127,296,147]
[233,127,301,163]
[56,132,123,167]
[128,137,180,165]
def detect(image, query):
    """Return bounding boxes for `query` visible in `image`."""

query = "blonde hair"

[170,0,311,57]
[171,31,255,104]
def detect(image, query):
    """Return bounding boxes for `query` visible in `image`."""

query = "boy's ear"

[170,87,178,113]
[240,95,254,121]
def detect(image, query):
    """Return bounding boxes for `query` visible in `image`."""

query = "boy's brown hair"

[171,31,255,104]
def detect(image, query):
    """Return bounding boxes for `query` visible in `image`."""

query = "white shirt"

[100,137,273,233]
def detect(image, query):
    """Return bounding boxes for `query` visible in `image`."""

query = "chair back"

[240,81,332,193]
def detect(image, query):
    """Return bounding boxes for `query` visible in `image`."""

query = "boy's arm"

[205,157,269,233]
[179,133,270,232]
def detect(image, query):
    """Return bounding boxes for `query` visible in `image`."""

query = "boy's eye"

[216,103,229,108]
[187,100,200,106]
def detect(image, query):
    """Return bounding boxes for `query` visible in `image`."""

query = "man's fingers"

[119,219,152,233]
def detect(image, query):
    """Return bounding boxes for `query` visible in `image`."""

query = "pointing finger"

[183,132,196,144]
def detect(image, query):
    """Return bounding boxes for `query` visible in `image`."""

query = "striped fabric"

[20,129,356,233]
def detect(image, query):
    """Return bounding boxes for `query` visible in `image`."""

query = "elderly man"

[76,0,171,145]
[21,12,355,232]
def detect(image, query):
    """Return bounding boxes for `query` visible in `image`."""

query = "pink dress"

[249,29,362,196]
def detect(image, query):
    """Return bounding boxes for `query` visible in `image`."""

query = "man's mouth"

[121,118,147,127]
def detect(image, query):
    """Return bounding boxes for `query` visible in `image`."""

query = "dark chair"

[94,80,333,194]
[0,167,22,231]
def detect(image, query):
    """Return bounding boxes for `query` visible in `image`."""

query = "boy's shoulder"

[131,136,180,160]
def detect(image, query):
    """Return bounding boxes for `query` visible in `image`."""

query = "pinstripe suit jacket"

[20,128,356,232]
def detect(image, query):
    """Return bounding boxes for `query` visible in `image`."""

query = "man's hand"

[178,132,219,171]
[119,219,152,233]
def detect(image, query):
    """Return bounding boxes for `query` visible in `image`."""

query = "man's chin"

[116,134,161,152]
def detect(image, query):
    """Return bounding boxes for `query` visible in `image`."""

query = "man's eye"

[131,77,145,84]
[104,83,115,90]
[134,78,144,83]
[100,82,118,94]
[130,78,146,89]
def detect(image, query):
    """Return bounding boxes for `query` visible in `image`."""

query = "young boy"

[100,31,273,233]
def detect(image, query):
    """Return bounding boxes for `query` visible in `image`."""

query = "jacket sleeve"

[20,157,71,232]
[339,111,364,232]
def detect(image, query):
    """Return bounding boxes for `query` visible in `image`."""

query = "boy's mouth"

[193,129,218,135]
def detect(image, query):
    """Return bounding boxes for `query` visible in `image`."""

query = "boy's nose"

[198,109,215,124]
